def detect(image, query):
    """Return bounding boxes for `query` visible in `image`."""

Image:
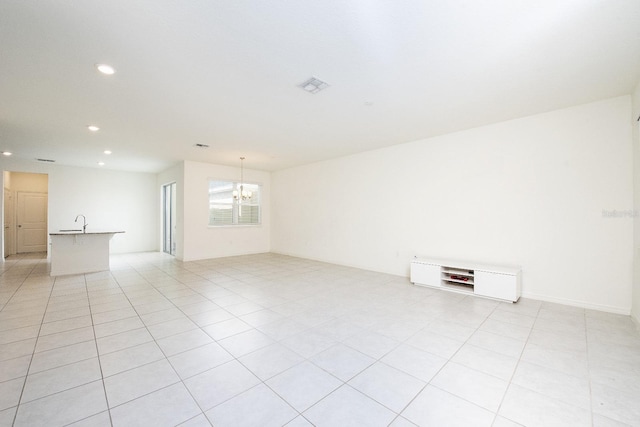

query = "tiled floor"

[0,252,639,427]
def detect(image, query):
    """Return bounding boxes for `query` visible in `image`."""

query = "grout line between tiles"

[491,298,541,426]
[8,255,55,427]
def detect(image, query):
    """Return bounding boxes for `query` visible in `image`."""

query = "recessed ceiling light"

[299,77,329,94]
[103,150,112,155]
[96,64,115,75]
[1,151,12,156]
[87,125,100,132]
[97,161,105,166]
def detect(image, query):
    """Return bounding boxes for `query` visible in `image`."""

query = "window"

[208,180,261,226]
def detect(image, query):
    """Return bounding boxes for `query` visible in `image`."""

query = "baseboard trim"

[632,311,640,332]
[181,250,270,263]
[521,291,630,315]
[270,250,405,277]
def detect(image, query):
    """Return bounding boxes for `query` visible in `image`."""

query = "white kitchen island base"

[49,231,124,276]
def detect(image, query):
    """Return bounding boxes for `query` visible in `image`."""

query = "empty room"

[1,1,640,426]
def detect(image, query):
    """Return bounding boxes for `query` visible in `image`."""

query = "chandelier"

[233,157,252,201]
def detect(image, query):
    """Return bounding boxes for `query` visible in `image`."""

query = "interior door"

[3,189,14,257]
[17,191,48,253]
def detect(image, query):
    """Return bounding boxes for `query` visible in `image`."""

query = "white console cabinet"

[410,257,521,302]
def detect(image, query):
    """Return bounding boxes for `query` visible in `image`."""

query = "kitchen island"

[49,231,125,276]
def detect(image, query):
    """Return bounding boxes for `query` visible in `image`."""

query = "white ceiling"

[1,0,639,173]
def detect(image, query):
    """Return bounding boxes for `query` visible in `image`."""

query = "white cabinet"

[410,260,441,288]
[410,257,521,303]
[474,270,521,302]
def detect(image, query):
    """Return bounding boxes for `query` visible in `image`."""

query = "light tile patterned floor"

[0,252,639,426]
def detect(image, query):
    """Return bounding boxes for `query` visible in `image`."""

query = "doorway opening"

[3,171,49,258]
[162,182,176,256]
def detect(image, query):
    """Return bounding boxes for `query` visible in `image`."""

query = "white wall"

[0,159,159,254]
[632,82,640,324]
[181,160,270,261]
[272,96,634,314]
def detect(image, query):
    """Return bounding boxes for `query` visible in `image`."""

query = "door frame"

[162,182,176,256]
[3,188,15,257]
[1,171,50,258]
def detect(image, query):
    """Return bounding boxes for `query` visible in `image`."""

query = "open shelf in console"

[442,266,474,290]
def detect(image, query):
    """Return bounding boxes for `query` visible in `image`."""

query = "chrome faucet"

[75,214,88,233]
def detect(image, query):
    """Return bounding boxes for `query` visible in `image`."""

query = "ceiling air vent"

[299,77,329,94]
[36,158,56,163]
[194,144,210,148]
